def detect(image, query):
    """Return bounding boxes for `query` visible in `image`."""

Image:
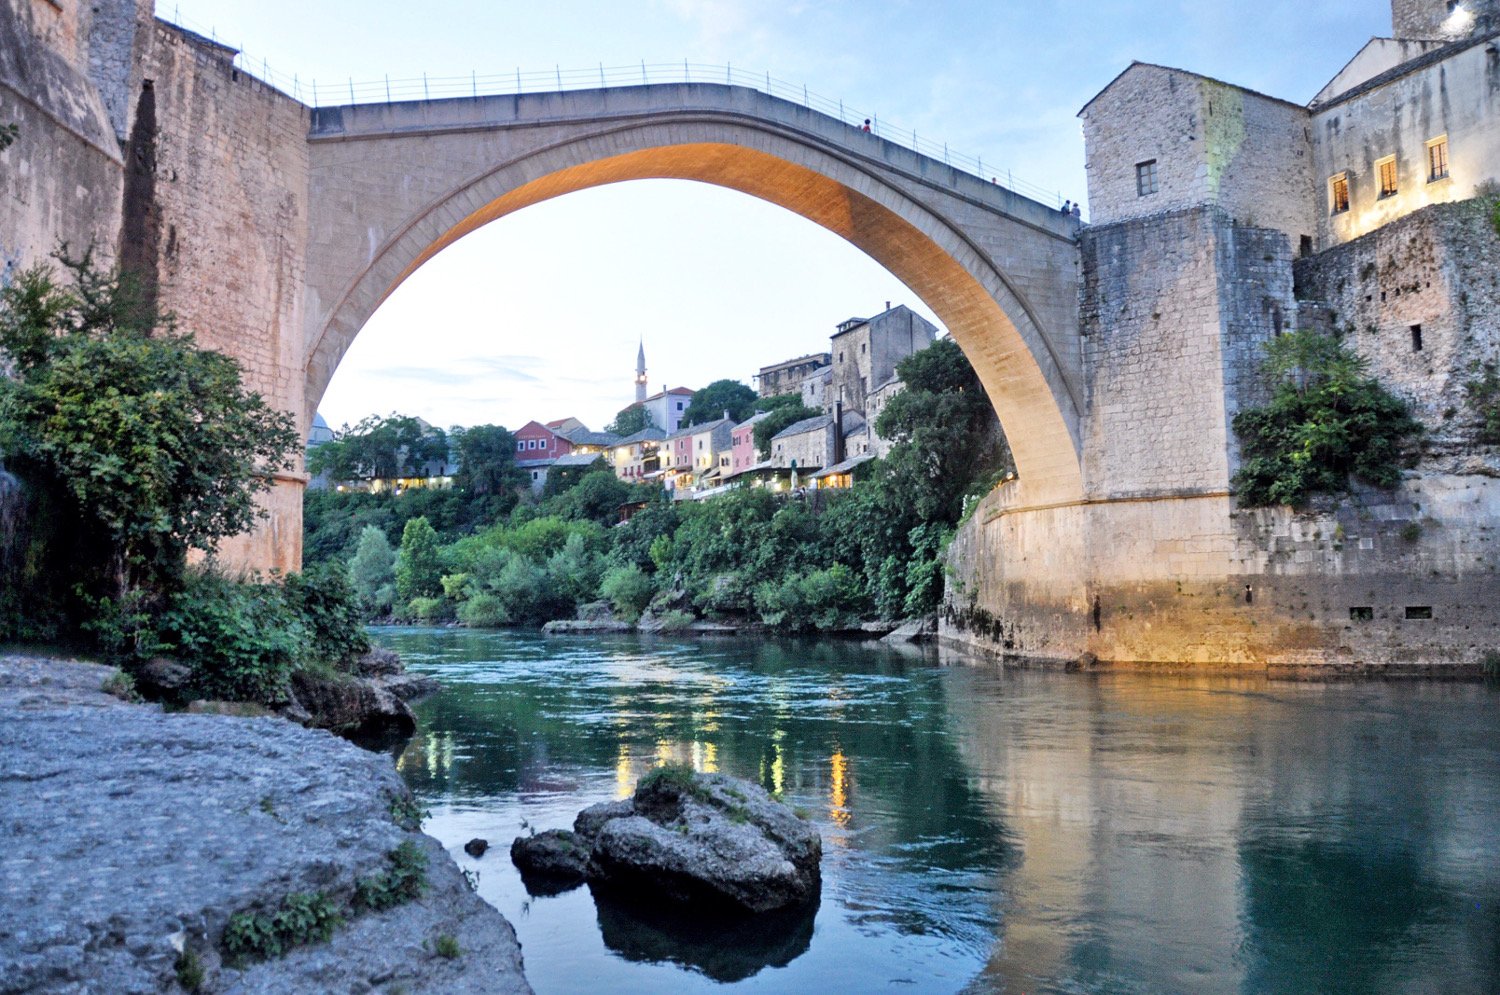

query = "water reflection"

[380,628,1500,994]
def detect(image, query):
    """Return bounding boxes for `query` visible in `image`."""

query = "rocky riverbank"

[0,654,530,994]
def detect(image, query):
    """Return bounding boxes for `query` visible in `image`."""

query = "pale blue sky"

[171,1,1390,433]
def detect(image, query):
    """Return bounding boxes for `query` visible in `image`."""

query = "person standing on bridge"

[1071,202,1082,220]
[862,118,871,132]
[1062,199,1071,215]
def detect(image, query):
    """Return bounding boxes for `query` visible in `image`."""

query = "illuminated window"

[1135,159,1159,196]
[1377,156,1397,198]
[1329,173,1349,213]
[1426,136,1449,181]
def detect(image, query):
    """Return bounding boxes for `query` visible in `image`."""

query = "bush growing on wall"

[1232,330,1423,507]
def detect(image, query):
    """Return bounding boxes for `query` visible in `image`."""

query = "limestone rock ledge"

[0,655,531,995]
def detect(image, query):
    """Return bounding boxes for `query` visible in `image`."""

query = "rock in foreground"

[516,766,821,915]
[0,654,530,994]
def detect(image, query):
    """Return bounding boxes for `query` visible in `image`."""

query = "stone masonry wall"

[0,0,126,283]
[946,200,1500,671]
[1295,197,1500,469]
[138,21,312,572]
[1079,207,1242,498]
[1080,63,1316,246]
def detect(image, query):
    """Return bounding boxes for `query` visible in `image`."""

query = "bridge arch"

[305,86,1084,501]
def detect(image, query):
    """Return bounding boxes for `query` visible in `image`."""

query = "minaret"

[635,338,648,403]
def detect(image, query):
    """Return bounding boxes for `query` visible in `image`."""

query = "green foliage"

[158,572,305,702]
[683,379,757,426]
[639,762,701,795]
[754,564,866,630]
[354,840,428,912]
[222,891,343,963]
[875,338,1012,524]
[1232,331,1423,507]
[541,467,632,524]
[0,123,17,151]
[753,402,820,459]
[395,516,443,602]
[308,413,447,482]
[456,593,507,627]
[1482,651,1500,678]
[406,595,450,623]
[434,934,462,960]
[1466,362,1500,445]
[600,564,656,621]
[174,948,204,991]
[348,525,397,618]
[454,423,524,495]
[606,404,652,435]
[100,670,141,702]
[0,254,298,605]
[653,608,695,631]
[608,492,678,572]
[282,562,369,667]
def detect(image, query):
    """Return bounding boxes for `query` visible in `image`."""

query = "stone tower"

[635,339,648,403]
[1391,0,1499,38]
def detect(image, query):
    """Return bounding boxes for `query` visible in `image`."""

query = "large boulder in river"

[510,829,590,888]
[287,670,416,741]
[584,767,821,914]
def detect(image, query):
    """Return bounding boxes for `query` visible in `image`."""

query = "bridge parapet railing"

[159,12,1066,208]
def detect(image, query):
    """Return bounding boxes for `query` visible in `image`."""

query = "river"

[376,627,1500,994]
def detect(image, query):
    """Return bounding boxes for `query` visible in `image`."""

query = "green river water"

[376,627,1500,994]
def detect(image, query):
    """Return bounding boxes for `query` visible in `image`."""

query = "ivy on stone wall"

[1467,362,1500,445]
[1231,330,1423,507]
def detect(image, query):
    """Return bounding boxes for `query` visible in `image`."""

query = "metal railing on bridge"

[160,10,1068,208]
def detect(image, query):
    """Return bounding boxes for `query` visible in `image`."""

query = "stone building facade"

[756,352,829,398]
[946,0,1500,671]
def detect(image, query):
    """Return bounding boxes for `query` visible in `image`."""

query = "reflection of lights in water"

[829,749,851,829]
[654,739,677,769]
[771,740,785,797]
[615,742,633,799]
[690,740,719,773]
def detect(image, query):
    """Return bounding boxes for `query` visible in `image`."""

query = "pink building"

[729,412,769,474]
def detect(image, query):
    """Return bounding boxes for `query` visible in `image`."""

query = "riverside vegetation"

[0,253,371,709]
[305,338,1013,632]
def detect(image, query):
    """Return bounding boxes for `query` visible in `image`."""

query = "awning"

[811,453,876,479]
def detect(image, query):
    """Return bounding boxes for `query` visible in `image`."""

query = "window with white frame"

[1426,136,1449,182]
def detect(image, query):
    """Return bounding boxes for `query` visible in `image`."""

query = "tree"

[0,253,298,604]
[395,516,442,602]
[683,379,757,426]
[754,402,820,458]
[308,413,446,481]
[1232,330,1422,507]
[348,525,397,617]
[875,338,1011,524]
[455,423,523,495]
[606,403,652,436]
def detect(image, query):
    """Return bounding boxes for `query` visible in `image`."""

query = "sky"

[169,1,1391,435]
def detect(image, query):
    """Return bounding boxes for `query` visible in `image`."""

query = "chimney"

[833,400,845,464]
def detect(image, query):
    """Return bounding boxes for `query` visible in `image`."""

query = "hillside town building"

[755,352,830,397]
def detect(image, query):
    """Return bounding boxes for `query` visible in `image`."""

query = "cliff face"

[0,655,531,994]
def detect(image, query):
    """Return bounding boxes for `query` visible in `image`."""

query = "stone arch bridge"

[302,83,1086,512]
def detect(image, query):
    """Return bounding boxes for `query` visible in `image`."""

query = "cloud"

[363,355,546,386]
